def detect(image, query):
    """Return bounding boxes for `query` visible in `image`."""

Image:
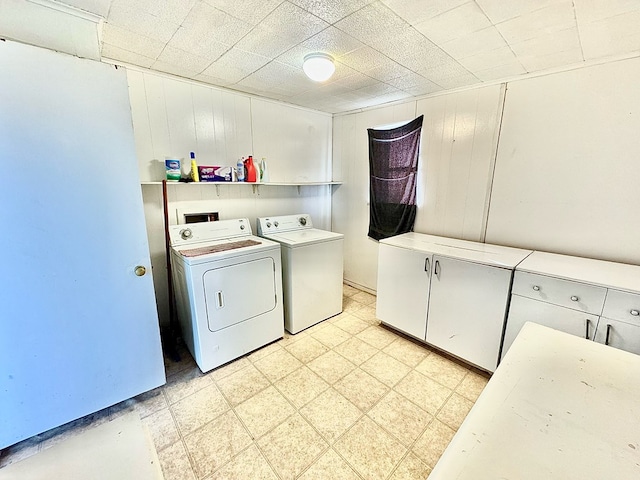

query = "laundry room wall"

[333,55,640,293]
[125,68,333,326]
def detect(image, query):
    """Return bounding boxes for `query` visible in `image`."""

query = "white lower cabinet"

[376,233,532,372]
[502,251,640,359]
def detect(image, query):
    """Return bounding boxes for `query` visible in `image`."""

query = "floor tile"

[414,353,468,389]
[110,387,167,420]
[436,392,474,430]
[383,337,430,368]
[342,284,360,297]
[333,368,389,412]
[252,348,303,382]
[284,335,330,363]
[310,324,351,348]
[208,357,251,382]
[171,384,230,435]
[334,416,406,479]
[388,452,432,480]
[367,391,431,446]
[343,296,365,314]
[394,371,452,415]
[183,410,253,478]
[356,325,398,349]
[164,366,213,405]
[332,314,370,335]
[142,407,180,452]
[257,414,328,480]
[298,448,360,480]
[412,419,456,468]
[351,291,376,305]
[360,351,411,387]
[274,366,330,408]
[248,341,283,362]
[164,343,196,378]
[209,445,278,480]
[352,305,379,324]
[333,336,378,366]
[157,440,196,480]
[307,350,356,384]
[300,388,362,444]
[215,364,270,406]
[234,386,295,439]
[456,371,490,402]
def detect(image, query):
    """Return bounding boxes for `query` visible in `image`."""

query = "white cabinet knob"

[570,296,579,302]
[631,309,640,316]
[532,285,540,291]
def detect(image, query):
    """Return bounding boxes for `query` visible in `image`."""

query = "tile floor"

[0,285,490,479]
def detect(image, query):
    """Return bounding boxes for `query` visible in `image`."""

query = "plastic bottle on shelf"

[253,157,261,183]
[260,158,269,183]
[245,155,257,182]
[236,157,245,182]
[190,151,199,182]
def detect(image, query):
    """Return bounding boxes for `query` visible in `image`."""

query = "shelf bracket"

[297,185,301,195]
[215,185,220,197]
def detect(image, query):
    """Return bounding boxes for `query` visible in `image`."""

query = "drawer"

[512,271,606,315]
[602,289,640,325]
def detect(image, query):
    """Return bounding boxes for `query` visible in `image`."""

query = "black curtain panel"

[367,115,423,241]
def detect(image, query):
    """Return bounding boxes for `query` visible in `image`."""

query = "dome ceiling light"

[303,53,335,82]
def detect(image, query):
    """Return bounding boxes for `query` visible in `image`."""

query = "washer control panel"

[257,214,313,236]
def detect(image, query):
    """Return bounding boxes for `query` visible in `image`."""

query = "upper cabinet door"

[0,41,165,448]
[426,256,512,372]
[376,243,431,340]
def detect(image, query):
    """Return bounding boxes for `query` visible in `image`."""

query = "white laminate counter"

[430,322,640,479]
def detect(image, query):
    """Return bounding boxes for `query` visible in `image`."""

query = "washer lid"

[264,228,343,247]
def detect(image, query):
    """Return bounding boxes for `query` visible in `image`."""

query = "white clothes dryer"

[169,218,284,372]
[257,214,344,334]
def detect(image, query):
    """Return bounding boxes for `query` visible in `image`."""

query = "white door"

[0,41,164,448]
[425,256,511,372]
[376,244,431,340]
[594,318,640,356]
[502,295,599,361]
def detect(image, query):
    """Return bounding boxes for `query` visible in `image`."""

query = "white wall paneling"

[127,68,333,326]
[485,57,640,265]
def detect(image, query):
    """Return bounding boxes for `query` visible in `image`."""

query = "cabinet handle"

[631,309,640,316]
[605,324,612,346]
[585,318,590,339]
[434,260,440,276]
[424,257,430,273]
[532,285,540,291]
[570,295,579,302]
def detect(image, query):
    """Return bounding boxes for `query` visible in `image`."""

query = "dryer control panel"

[257,214,313,236]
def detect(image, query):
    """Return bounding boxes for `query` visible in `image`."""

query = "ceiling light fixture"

[303,53,335,82]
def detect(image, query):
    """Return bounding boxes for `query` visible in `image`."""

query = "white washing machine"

[169,218,284,373]
[257,214,344,334]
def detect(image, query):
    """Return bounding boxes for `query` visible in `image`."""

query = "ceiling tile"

[155,45,213,75]
[473,62,527,81]
[518,48,584,71]
[334,2,409,46]
[181,2,251,47]
[495,1,576,44]
[386,72,440,91]
[152,60,201,78]
[102,23,165,59]
[203,0,283,25]
[167,26,230,61]
[290,0,375,24]
[579,10,640,59]
[510,28,582,58]
[194,72,233,87]
[107,2,180,43]
[574,0,640,24]
[457,46,519,71]
[59,0,112,17]
[382,0,468,26]
[202,47,271,83]
[475,0,558,24]
[362,60,413,82]
[402,81,444,97]
[439,26,508,59]
[237,60,311,95]
[110,0,197,25]
[338,46,390,72]
[330,70,381,90]
[413,2,492,45]
[101,42,156,68]
[275,26,364,68]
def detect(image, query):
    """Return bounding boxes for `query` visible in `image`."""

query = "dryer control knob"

[266,222,272,228]
[274,221,279,227]
[180,229,193,240]
[299,217,307,226]
[240,225,245,230]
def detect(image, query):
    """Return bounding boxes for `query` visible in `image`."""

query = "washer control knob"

[631,309,639,316]
[266,222,272,228]
[570,295,579,302]
[299,217,307,226]
[240,224,245,230]
[274,221,279,227]
[180,229,193,240]
[532,285,540,291]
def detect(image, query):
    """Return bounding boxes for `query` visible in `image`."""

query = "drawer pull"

[532,285,540,291]
[570,295,579,302]
[631,309,640,316]
[585,318,590,339]
[605,324,612,346]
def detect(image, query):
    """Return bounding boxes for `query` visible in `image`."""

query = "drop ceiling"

[4,0,640,114]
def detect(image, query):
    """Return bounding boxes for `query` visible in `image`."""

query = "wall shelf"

[141,181,342,196]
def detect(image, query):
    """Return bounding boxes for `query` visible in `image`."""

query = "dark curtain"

[367,115,423,241]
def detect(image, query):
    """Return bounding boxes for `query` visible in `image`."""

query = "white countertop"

[380,232,532,269]
[429,322,640,479]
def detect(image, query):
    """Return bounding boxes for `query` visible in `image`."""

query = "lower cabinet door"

[594,317,640,355]
[502,295,599,361]
[376,243,430,340]
[425,256,512,372]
